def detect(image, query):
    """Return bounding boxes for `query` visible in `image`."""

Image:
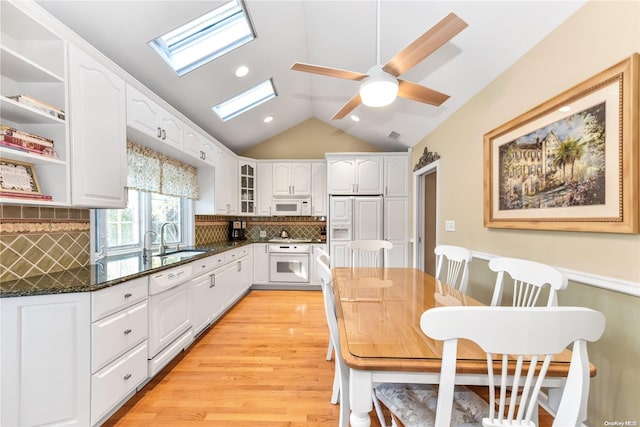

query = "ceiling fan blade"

[383,13,468,77]
[397,80,450,106]
[332,93,362,120]
[291,62,368,81]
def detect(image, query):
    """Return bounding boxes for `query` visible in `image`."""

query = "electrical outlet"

[445,220,456,232]
[259,230,266,238]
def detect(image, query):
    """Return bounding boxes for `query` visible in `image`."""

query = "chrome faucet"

[159,222,178,255]
[143,230,158,261]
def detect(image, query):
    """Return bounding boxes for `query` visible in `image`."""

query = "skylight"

[149,0,255,77]
[213,79,277,122]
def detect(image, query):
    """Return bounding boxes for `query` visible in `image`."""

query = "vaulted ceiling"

[38,0,586,153]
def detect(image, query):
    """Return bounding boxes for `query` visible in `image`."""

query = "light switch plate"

[259,230,266,238]
[445,220,456,232]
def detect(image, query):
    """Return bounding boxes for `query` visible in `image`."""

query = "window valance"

[127,141,199,199]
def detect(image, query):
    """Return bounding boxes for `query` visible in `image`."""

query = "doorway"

[413,162,438,273]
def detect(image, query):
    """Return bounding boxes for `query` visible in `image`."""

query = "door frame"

[413,160,440,271]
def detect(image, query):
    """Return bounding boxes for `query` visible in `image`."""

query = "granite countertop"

[0,240,254,298]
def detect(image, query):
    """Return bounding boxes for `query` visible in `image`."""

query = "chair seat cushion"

[375,383,490,427]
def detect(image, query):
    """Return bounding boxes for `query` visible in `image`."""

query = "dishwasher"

[147,263,193,377]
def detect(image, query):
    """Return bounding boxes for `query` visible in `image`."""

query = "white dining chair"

[315,246,334,361]
[349,239,393,268]
[375,306,606,427]
[434,245,473,293]
[316,255,350,427]
[488,257,568,307]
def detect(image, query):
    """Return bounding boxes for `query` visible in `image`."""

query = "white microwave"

[272,199,311,216]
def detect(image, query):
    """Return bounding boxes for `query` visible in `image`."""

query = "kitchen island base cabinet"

[1,292,91,427]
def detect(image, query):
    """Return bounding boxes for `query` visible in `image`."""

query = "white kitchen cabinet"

[326,155,383,195]
[190,268,217,336]
[1,292,91,427]
[126,83,183,152]
[90,276,149,425]
[253,243,269,285]
[272,162,311,196]
[239,158,256,215]
[384,197,409,267]
[214,148,239,215]
[384,154,410,197]
[183,124,215,166]
[0,1,70,206]
[311,161,327,216]
[69,45,127,208]
[256,162,273,216]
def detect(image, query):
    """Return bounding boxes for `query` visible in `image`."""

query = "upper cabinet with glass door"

[0,1,70,206]
[239,158,256,215]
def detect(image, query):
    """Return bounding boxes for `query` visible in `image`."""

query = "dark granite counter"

[0,240,253,298]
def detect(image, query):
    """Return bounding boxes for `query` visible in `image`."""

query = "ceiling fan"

[291,4,468,120]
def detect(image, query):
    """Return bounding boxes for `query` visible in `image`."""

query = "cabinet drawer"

[92,300,148,373]
[91,341,148,426]
[224,247,248,264]
[191,253,225,275]
[92,276,148,321]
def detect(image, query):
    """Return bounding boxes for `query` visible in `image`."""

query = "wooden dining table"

[332,266,586,427]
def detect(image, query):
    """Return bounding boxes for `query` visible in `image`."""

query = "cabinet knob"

[124,373,132,381]
[161,129,167,140]
[124,293,132,299]
[124,329,132,335]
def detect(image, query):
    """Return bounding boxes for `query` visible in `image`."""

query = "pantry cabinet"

[384,154,409,197]
[68,45,127,208]
[0,1,70,206]
[1,292,91,427]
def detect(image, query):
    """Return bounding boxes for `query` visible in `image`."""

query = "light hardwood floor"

[104,290,551,426]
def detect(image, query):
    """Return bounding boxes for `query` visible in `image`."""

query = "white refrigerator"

[329,195,383,267]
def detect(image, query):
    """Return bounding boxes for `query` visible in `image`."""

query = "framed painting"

[483,53,639,233]
[0,159,42,195]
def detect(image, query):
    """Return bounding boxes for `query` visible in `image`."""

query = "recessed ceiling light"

[559,106,571,112]
[235,65,249,77]
[264,115,274,123]
[350,115,360,122]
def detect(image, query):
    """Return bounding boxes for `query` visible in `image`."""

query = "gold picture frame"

[0,159,42,195]
[483,53,639,233]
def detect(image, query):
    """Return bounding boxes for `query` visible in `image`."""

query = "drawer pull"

[124,329,132,335]
[124,293,132,299]
[123,373,132,381]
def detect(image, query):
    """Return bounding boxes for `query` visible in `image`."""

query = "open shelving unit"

[0,1,70,206]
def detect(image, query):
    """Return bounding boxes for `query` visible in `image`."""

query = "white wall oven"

[268,244,310,283]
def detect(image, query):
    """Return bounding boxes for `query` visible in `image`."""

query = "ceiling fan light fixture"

[360,67,399,107]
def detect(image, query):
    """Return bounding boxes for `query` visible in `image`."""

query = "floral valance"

[127,141,199,199]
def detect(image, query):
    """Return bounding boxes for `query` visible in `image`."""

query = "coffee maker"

[229,220,246,241]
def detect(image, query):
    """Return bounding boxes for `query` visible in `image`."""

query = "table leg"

[349,369,373,427]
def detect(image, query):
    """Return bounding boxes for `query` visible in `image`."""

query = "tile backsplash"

[1,206,327,282]
[1,205,91,282]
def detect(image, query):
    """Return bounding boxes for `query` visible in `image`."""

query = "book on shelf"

[0,191,53,201]
[0,136,59,158]
[1,125,54,147]
[6,95,65,120]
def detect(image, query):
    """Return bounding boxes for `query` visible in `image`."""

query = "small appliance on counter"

[229,220,246,241]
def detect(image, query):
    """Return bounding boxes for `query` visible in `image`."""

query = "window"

[93,189,193,259]
[212,78,277,122]
[149,0,256,76]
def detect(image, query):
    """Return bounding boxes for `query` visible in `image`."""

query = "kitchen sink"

[153,249,208,258]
